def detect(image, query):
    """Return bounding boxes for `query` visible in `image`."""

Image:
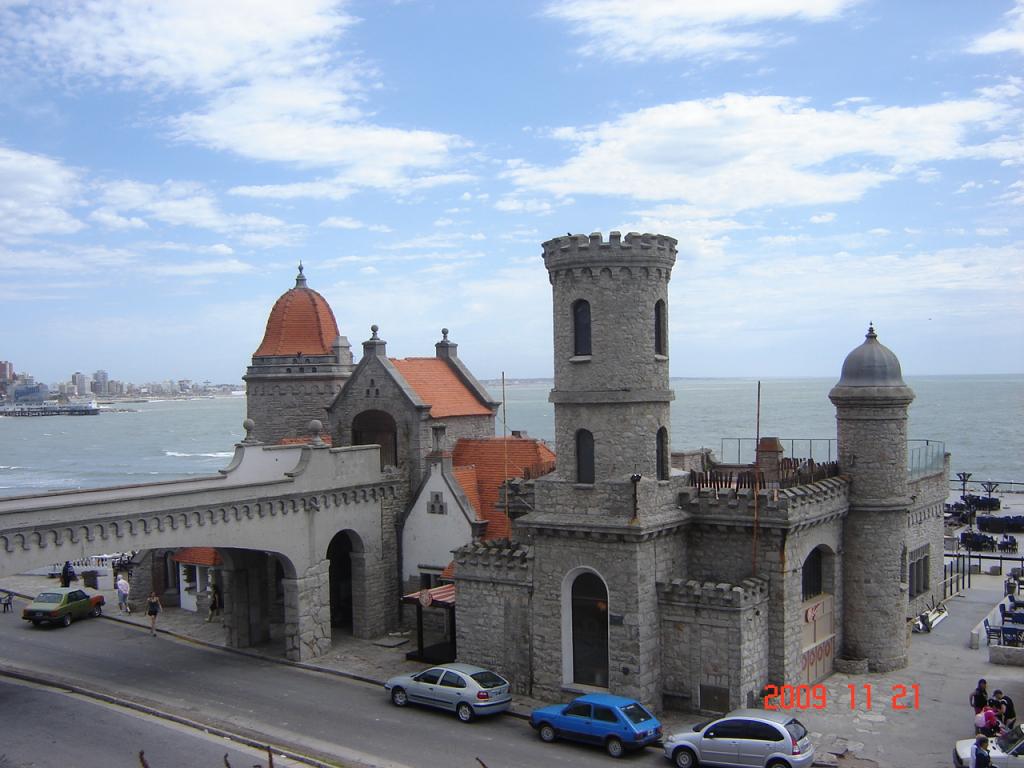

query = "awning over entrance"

[171,547,223,566]
[401,583,455,608]
[401,583,456,663]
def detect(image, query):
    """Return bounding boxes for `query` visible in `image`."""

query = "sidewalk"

[4,571,1023,767]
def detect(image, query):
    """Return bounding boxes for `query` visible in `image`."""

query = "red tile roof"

[172,547,223,566]
[451,465,481,516]
[452,437,557,541]
[254,284,340,357]
[390,358,492,418]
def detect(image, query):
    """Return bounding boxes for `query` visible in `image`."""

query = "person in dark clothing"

[994,689,1017,728]
[205,584,221,623]
[60,561,73,588]
[972,679,990,714]
[974,735,991,768]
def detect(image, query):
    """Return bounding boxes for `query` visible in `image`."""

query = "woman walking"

[146,591,162,636]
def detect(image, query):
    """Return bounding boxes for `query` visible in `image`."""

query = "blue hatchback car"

[530,693,663,758]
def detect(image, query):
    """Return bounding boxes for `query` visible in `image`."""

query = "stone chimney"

[435,327,457,360]
[756,437,784,485]
[362,325,387,359]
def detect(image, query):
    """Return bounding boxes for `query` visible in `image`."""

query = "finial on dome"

[295,262,307,288]
[866,322,876,339]
[370,324,379,339]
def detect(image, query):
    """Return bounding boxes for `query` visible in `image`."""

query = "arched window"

[576,429,595,484]
[654,299,666,356]
[573,299,592,356]
[802,547,824,600]
[657,427,669,480]
[571,571,609,687]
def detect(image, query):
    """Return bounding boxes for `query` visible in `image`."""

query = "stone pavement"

[3,571,1022,768]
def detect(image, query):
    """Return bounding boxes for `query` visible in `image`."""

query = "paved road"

[0,613,666,768]
[0,678,305,768]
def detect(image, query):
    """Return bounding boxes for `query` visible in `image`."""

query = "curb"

[0,663,342,768]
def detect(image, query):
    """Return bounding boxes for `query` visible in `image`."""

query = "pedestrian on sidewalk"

[972,679,990,714]
[994,689,1017,728]
[60,561,74,588]
[205,583,221,623]
[116,574,131,614]
[146,591,162,636]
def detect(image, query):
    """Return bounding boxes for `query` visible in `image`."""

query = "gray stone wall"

[907,467,948,617]
[528,532,662,706]
[284,558,330,660]
[832,400,913,504]
[551,401,671,481]
[659,578,770,713]
[452,543,534,693]
[247,377,344,443]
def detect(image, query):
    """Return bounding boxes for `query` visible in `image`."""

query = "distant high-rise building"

[93,370,109,396]
[71,371,89,397]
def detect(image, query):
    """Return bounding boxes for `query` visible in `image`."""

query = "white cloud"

[544,0,861,62]
[968,0,1024,55]
[956,181,983,194]
[148,258,254,277]
[976,227,1009,236]
[97,179,297,245]
[5,1,468,197]
[0,146,84,240]
[4,0,354,92]
[433,217,455,227]
[506,92,1019,213]
[320,216,391,232]
[89,207,148,230]
[809,212,836,223]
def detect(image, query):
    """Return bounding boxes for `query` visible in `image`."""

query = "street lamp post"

[957,472,973,530]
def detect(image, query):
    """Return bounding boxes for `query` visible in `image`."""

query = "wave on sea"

[164,451,234,458]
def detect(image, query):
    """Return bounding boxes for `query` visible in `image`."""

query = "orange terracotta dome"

[254,264,340,357]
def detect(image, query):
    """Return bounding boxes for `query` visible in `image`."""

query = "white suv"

[663,709,815,768]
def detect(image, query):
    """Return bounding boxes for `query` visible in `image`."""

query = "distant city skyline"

[1,1,1022,383]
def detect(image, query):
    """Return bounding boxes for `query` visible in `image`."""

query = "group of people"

[112,573,221,636]
[970,678,1018,767]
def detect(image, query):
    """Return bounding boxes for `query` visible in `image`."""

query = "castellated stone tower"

[544,231,677,482]
[244,265,353,444]
[829,325,915,672]
[520,231,684,705]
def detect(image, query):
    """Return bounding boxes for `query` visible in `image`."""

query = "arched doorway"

[352,410,398,468]
[327,530,363,630]
[567,570,609,687]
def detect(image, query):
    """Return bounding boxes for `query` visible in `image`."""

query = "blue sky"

[1,0,1021,385]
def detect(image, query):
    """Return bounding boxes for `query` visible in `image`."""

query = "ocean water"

[0,376,1020,498]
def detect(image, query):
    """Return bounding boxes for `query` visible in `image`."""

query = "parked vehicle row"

[385,663,816,766]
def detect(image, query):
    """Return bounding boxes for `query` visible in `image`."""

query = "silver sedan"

[384,663,512,723]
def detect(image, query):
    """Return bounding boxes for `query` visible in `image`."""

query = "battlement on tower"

[658,576,769,609]
[542,231,677,272]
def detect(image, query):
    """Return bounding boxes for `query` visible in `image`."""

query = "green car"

[22,587,105,627]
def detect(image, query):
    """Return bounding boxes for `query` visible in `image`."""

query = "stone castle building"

[243,232,947,713]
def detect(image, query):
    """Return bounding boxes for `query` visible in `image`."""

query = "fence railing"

[908,439,945,479]
[718,438,836,466]
[717,437,945,477]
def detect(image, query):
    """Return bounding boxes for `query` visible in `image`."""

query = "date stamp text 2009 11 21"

[763,683,921,711]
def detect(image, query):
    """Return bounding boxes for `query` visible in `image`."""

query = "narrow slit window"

[654,300,666,356]
[576,429,595,484]
[573,299,592,356]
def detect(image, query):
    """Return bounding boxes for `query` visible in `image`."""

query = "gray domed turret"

[834,324,907,388]
[830,324,914,673]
